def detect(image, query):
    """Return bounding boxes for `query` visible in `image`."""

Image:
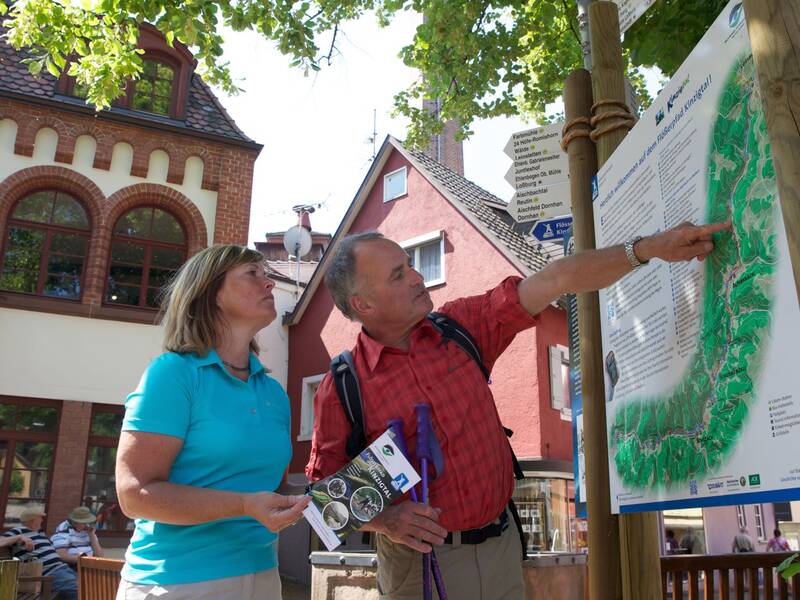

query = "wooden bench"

[76,556,124,600]
[0,559,54,600]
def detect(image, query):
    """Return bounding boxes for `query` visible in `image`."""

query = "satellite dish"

[283,225,312,259]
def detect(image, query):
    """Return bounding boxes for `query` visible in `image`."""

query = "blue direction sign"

[531,216,573,242]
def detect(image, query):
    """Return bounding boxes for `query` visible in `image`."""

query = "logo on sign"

[749,474,761,486]
[391,473,409,491]
[729,3,743,28]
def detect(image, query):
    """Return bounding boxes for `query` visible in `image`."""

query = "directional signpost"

[504,123,571,223]
[611,0,657,33]
[530,216,573,243]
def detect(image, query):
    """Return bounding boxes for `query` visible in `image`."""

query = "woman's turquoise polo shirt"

[121,350,292,585]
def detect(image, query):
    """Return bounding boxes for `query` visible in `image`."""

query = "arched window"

[106,206,186,309]
[0,191,90,300]
[132,59,175,116]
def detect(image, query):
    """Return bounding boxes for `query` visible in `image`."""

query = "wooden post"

[743,0,800,297]
[563,68,622,600]
[588,3,662,599]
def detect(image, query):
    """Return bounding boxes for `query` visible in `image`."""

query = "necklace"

[221,359,250,372]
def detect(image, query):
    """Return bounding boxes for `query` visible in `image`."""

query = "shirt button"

[251,408,257,414]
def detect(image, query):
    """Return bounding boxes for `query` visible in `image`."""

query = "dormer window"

[57,23,194,120]
[132,60,174,115]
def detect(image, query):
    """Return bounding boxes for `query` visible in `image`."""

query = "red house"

[281,135,582,574]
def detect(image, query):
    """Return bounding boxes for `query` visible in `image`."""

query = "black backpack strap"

[507,498,528,560]
[503,427,525,481]
[330,350,366,459]
[427,312,490,381]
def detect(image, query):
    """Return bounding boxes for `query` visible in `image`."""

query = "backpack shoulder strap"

[426,313,525,480]
[427,312,490,381]
[330,350,366,459]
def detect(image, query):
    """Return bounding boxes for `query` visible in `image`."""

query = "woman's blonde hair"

[160,244,266,355]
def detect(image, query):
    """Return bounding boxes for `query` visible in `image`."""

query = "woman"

[115,245,310,599]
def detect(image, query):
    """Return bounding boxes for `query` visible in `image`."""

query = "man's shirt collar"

[357,318,439,373]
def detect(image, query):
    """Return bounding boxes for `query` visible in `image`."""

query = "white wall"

[0,308,162,405]
[0,280,298,404]
[0,119,218,245]
[255,279,299,390]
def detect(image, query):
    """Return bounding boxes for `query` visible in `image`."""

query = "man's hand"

[366,502,447,553]
[635,221,731,264]
[242,492,311,533]
[17,535,34,551]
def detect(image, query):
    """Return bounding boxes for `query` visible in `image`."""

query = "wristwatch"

[624,236,649,268]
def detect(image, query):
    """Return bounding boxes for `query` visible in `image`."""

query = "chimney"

[422,97,464,175]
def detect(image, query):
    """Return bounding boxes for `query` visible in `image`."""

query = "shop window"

[132,60,175,116]
[0,191,90,300]
[82,405,133,534]
[105,206,186,309]
[513,476,577,553]
[400,231,445,287]
[0,398,60,529]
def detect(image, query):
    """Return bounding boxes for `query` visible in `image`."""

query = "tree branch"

[562,0,580,43]
[324,24,338,65]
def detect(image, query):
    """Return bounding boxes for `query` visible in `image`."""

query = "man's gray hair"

[325,231,385,320]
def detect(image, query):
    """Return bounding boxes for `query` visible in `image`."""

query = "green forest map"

[610,52,779,491]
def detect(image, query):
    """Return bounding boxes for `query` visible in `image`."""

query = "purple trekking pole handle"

[387,418,448,600]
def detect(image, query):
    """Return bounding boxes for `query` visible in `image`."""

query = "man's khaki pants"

[376,515,524,600]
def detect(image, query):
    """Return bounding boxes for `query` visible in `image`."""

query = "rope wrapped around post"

[560,116,592,152]
[588,99,636,142]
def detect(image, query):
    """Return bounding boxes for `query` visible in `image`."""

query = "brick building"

[0,24,261,545]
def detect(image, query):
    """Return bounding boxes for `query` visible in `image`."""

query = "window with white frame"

[736,505,747,529]
[754,504,766,540]
[549,344,571,419]
[297,373,325,441]
[400,231,445,287]
[383,167,407,202]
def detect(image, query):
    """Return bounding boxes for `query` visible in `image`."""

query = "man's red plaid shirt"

[305,276,539,532]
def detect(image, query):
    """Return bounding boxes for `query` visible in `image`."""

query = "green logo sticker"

[749,474,761,486]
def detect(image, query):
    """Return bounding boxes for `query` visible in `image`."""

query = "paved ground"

[282,576,311,600]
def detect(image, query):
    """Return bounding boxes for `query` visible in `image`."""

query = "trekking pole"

[414,404,436,600]
[387,418,447,600]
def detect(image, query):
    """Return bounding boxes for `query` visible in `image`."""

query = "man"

[732,527,755,553]
[307,222,728,599]
[51,506,104,568]
[679,528,703,554]
[2,508,78,600]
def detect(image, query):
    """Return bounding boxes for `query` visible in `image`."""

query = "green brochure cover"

[303,429,421,550]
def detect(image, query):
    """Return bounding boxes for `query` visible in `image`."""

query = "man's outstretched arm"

[518,221,731,317]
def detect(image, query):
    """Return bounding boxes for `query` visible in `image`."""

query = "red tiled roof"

[0,26,254,144]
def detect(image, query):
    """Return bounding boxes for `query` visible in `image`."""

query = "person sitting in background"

[51,506,103,568]
[680,529,703,554]
[2,508,77,600]
[0,531,33,551]
[665,529,680,554]
[767,529,791,552]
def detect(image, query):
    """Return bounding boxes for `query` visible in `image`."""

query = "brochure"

[303,429,420,551]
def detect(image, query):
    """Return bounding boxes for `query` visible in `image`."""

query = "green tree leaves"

[1,0,722,146]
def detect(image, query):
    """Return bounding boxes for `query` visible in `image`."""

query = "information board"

[594,0,800,513]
